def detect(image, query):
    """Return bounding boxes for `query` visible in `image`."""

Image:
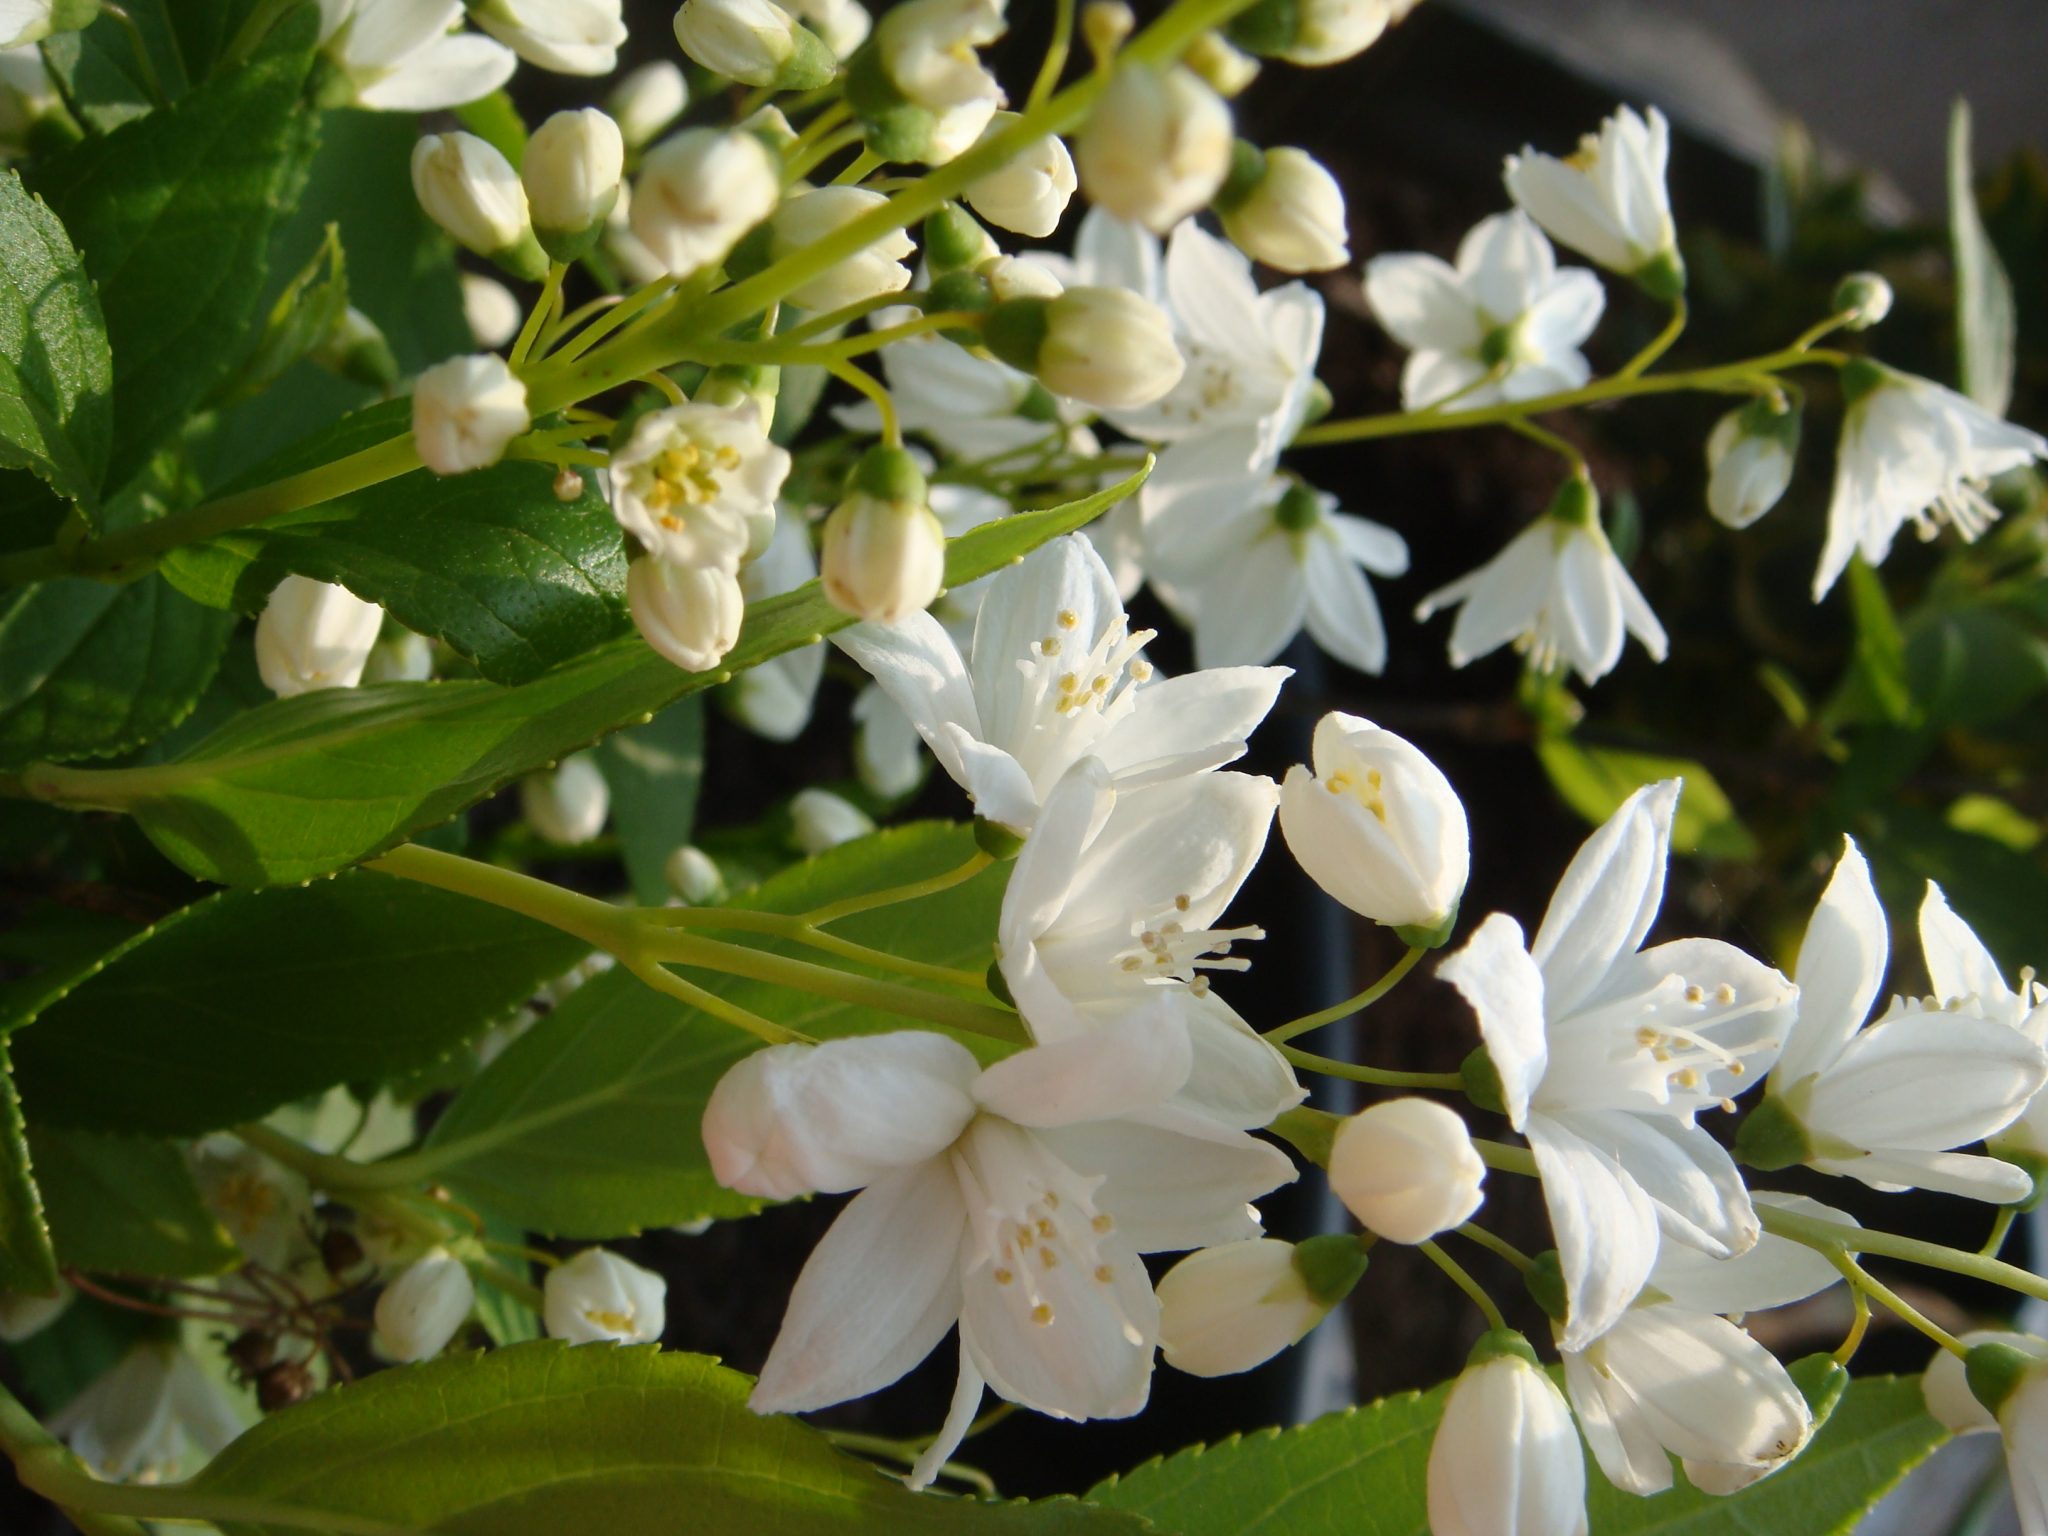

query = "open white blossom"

[412,353,530,475]
[607,402,789,572]
[255,576,385,699]
[835,534,1287,832]
[1364,211,1604,410]
[544,1248,667,1344]
[317,0,515,113]
[51,1344,245,1483]
[1920,883,2048,1159]
[1505,105,1683,297]
[1439,780,1796,1349]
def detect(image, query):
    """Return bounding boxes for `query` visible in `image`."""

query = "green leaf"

[1087,1376,1942,1536]
[415,823,1007,1237]
[1868,805,2048,969]
[1534,737,1759,860]
[27,1126,238,1277]
[160,457,630,685]
[0,1042,57,1293]
[595,696,706,905]
[41,2,188,133]
[212,222,349,408]
[32,25,317,492]
[1827,557,1915,728]
[0,574,234,769]
[0,170,113,506]
[183,1343,1141,1536]
[1951,99,2017,417]
[1903,603,2048,729]
[27,470,1144,886]
[8,870,590,1137]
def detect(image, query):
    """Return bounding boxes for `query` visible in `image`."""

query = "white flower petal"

[1439,912,1547,1130]
[1527,1114,1662,1352]
[1777,837,1888,1087]
[1530,779,1678,1018]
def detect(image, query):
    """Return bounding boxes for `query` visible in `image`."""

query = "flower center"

[1114,890,1262,989]
[1019,608,1155,721]
[1324,764,1388,823]
[635,438,741,529]
[583,1305,637,1334]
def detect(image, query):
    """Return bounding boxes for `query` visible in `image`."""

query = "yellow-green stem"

[802,850,993,926]
[1264,945,1426,1043]
[1274,1044,1463,1091]
[1419,1239,1508,1332]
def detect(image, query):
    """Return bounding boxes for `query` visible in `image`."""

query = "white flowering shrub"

[0,0,2044,1532]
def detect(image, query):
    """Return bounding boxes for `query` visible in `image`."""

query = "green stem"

[648,906,989,990]
[823,1431,995,1497]
[1982,1206,2017,1258]
[1506,416,1586,472]
[785,123,868,184]
[698,311,982,368]
[616,954,804,1046]
[829,146,886,187]
[1472,1137,1538,1176]
[0,1379,151,1536]
[827,357,899,445]
[511,263,568,367]
[1419,1239,1508,1332]
[1456,1222,1536,1274]
[1832,1271,1873,1365]
[1840,1254,1965,1357]
[102,4,168,107]
[1028,0,1078,110]
[1274,1044,1463,1091]
[1264,946,1426,1043]
[368,844,636,954]
[802,851,993,927]
[1617,297,1687,380]
[1757,1202,2048,1313]
[473,1257,545,1312]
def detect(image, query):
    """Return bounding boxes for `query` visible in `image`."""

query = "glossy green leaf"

[415,823,1007,1237]
[0,574,234,769]
[28,1126,238,1277]
[1534,737,1758,860]
[0,170,113,506]
[8,870,590,1137]
[25,471,1144,886]
[0,1042,57,1293]
[595,696,706,905]
[183,1343,1142,1536]
[1951,99,2017,417]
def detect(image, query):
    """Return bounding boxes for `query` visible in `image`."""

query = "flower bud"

[666,843,727,904]
[543,1247,667,1344]
[787,0,870,58]
[255,576,385,698]
[963,114,1077,239]
[1926,1331,2045,1433]
[1075,63,1232,234]
[520,753,610,845]
[410,132,546,281]
[460,273,522,350]
[608,61,688,148]
[673,0,836,91]
[523,108,624,262]
[791,787,874,854]
[739,102,800,153]
[1833,271,1893,331]
[472,0,626,75]
[923,201,1000,275]
[770,187,916,313]
[630,127,781,280]
[1429,1337,1586,1536]
[1229,0,1417,65]
[1329,1097,1484,1243]
[363,629,434,684]
[980,253,1063,302]
[1216,143,1348,273]
[310,305,399,392]
[0,1283,70,1343]
[1279,713,1469,932]
[1157,1238,1361,1378]
[412,353,530,475]
[868,0,1004,111]
[629,558,747,673]
[821,446,947,622]
[1183,31,1261,96]
[984,287,1185,410]
[1704,397,1800,530]
[373,1248,474,1363]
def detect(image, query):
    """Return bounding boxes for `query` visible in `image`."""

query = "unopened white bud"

[543,1248,667,1344]
[608,62,689,149]
[963,114,1077,239]
[980,253,1064,302]
[1705,397,1800,530]
[472,0,626,75]
[631,127,781,280]
[821,447,946,623]
[255,576,385,698]
[1329,1097,1484,1243]
[411,132,545,281]
[1158,1239,1350,1378]
[874,0,1005,111]
[1183,31,1260,96]
[412,353,530,475]
[666,844,727,904]
[1218,145,1349,273]
[1279,713,1469,932]
[629,559,747,673]
[1430,1341,1585,1536]
[373,1248,474,1363]
[0,1283,70,1343]
[1080,1,1134,61]
[460,273,522,350]
[521,753,609,845]
[1232,0,1417,66]
[1833,271,1894,331]
[362,629,434,684]
[771,187,916,312]
[985,286,1184,411]
[791,787,874,854]
[313,305,399,391]
[785,0,870,58]
[1075,63,1232,234]
[673,0,836,90]
[1925,1331,2046,1434]
[524,108,624,260]
[738,103,799,152]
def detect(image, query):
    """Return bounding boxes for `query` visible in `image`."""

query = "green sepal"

[1524,1250,1568,1322]
[1212,139,1266,213]
[1393,901,1460,951]
[1545,472,1599,531]
[923,203,991,275]
[535,194,616,264]
[1017,382,1062,423]
[1736,391,1803,446]
[1267,1105,1343,1169]
[1732,1094,1815,1172]
[972,816,1026,859]
[1292,1233,1368,1308]
[490,231,550,283]
[1273,482,1322,533]
[1632,247,1687,301]
[1467,1328,1541,1369]
[1990,1147,2048,1213]
[982,297,1052,375]
[1225,0,1302,57]
[1788,1352,1851,1426]
[984,958,1014,1008]
[1459,1045,1505,1115]
[773,24,839,93]
[1840,356,1892,406]
[1966,1340,2036,1418]
[1298,376,1334,429]
[850,444,928,504]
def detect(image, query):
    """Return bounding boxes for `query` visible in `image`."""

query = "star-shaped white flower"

[1505,105,1683,297]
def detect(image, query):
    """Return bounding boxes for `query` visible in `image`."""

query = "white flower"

[1219,146,1348,273]
[0,1283,69,1343]
[786,0,870,57]
[1156,1237,1355,1377]
[1278,712,1468,930]
[608,402,789,571]
[1505,105,1683,297]
[821,448,947,623]
[1439,781,1796,1349]
[374,1247,475,1363]
[964,114,1077,238]
[985,285,1186,412]
[544,1248,667,1344]
[318,0,515,113]
[1645,1189,1850,1317]
[771,187,916,313]
[1705,397,1800,530]
[1143,456,1408,674]
[521,753,609,845]
[0,1,55,48]
[189,1134,313,1272]
[364,630,433,683]
[836,315,1053,460]
[921,97,1001,167]
[853,684,926,798]
[1428,1339,1587,1536]
[705,1021,1294,1487]
[1920,882,2048,1158]
[51,1344,245,1483]
[412,353,530,475]
[628,558,746,672]
[523,108,624,254]
[791,788,874,854]
[1329,1097,1484,1243]
[630,128,781,280]
[1076,64,1232,234]
[873,0,1005,110]
[835,533,1287,832]
[255,576,385,698]
[667,844,726,904]
[1364,211,1604,410]
[471,0,625,74]
[1416,479,1667,685]
[673,0,834,89]
[460,272,522,350]
[1924,1330,2043,1435]
[729,507,824,740]
[410,132,543,279]
[1814,362,2047,600]
[1561,1301,1812,1497]
[608,61,688,147]
[1741,838,2048,1199]
[1981,1347,2048,1536]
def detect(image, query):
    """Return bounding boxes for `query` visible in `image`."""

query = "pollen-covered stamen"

[1632,979,1784,1102]
[1113,892,1264,985]
[1018,613,1158,722]
[1928,481,2000,542]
